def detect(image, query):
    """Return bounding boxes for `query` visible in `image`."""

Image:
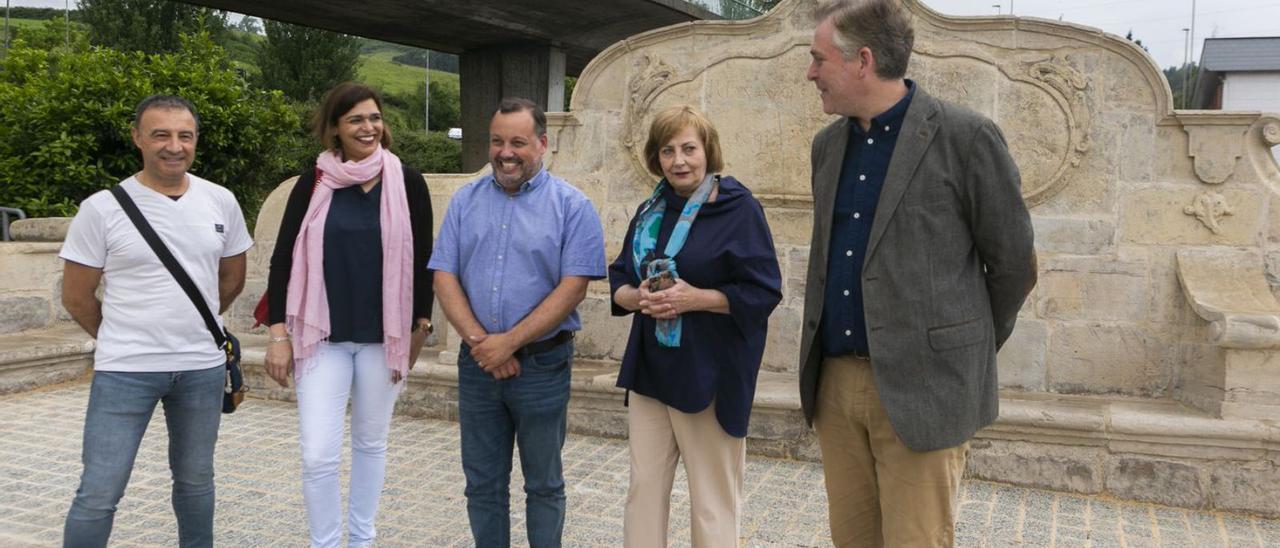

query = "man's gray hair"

[133,95,200,131]
[812,0,915,80]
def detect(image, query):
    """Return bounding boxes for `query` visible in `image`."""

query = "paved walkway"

[1,381,1276,547]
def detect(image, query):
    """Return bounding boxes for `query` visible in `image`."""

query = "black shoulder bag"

[109,185,247,413]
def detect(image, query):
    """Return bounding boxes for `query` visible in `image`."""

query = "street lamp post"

[1182,27,1191,109]
[992,4,1001,15]
[430,49,435,133]
[4,0,11,51]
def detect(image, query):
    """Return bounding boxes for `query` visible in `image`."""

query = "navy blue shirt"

[609,177,782,438]
[324,183,383,343]
[821,81,915,357]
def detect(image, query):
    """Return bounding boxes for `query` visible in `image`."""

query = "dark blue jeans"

[63,365,224,548]
[458,340,572,548]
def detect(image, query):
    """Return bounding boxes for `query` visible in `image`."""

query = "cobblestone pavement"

[1,382,1277,547]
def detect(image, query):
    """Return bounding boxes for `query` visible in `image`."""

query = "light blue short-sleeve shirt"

[429,168,606,340]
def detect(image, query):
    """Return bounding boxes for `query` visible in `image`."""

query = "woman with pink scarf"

[264,82,434,548]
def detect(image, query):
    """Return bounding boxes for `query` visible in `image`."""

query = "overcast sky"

[8,0,1277,69]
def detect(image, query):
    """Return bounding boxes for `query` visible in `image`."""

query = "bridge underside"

[182,0,719,169]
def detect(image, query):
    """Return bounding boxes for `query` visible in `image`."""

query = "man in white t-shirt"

[59,95,253,548]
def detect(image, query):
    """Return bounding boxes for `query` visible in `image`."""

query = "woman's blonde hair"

[643,105,724,178]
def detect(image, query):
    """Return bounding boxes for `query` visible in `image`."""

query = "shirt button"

[498,255,503,260]
[845,250,853,257]
[853,212,861,219]
[867,138,874,145]
[843,289,850,296]
[859,174,866,181]
[884,125,890,132]
[492,287,498,292]
[501,224,507,230]
[844,329,852,336]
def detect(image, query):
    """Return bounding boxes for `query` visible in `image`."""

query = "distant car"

[447,128,462,140]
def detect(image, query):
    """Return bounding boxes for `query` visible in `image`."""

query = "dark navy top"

[609,177,782,438]
[821,80,915,357]
[324,183,383,343]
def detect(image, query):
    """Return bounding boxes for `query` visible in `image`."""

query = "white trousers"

[295,341,401,548]
[624,392,746,548]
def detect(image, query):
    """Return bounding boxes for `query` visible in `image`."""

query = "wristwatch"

[415,319,434,335]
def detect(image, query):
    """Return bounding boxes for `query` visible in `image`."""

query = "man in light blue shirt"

[430,97,606,548]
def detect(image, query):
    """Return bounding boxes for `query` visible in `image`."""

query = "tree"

[76,0,228,54]
[1164,63,1200,109]
[1124,29,1149,53]
[255,19,361,102]
[0,32,298,219]
[12,16,91,52]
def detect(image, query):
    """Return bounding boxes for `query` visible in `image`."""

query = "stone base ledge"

[0,324,93,394]
[236,336,1278,517]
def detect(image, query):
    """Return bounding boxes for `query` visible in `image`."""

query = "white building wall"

[1223,71,1280,164]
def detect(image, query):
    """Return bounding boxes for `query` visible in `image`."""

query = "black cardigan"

[266,163,434,326]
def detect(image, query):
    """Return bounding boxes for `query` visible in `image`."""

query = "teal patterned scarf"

[631,173,717,347]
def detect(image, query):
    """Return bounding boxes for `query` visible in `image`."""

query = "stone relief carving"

[1183,124,1246,184]
[915,41,1092,207]
[1183,191,1235,234]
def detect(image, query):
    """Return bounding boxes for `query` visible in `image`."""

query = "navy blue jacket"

[609,176,782,437]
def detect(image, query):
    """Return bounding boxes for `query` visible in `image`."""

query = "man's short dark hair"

[496,97,546,137]
[133,95,200,131]
[812,0,915,80]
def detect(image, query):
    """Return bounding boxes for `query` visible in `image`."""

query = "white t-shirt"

[60,175,254,372]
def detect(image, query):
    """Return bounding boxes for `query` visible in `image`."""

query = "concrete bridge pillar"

[459,44,566,171]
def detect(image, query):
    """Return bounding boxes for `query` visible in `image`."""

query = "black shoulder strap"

[109,185,226,347]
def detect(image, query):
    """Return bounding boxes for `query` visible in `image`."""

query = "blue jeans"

[458,340,573,548]
[63,365,224,548]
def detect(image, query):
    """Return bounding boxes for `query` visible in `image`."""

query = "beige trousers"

[814,355,968,548]
[623,392,746,548]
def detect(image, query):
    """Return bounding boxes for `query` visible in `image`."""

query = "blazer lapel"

[864,90,939,267]
[812,117,849,257]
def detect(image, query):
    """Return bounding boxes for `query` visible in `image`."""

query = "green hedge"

[0,32,299,221]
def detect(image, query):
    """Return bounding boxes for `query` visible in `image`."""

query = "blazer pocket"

[928,318,986,350]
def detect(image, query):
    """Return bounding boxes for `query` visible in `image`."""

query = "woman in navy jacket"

[609,105,782,547]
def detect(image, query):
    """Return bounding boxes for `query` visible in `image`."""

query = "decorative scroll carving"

[1183,191,1235,234]
[1263,119,1280,147]
[1028,57,1091,170]
[914,41,1093,207]
[623,54,675,152]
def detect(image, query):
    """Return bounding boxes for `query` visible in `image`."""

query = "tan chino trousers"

[623,392,746,548]
[814,355,968,548]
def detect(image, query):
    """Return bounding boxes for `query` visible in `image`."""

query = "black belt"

[516,330,574,357]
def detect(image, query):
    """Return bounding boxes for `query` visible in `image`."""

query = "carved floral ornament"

[1183,191,1234,234]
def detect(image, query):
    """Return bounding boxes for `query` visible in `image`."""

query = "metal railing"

[1,207,26,241]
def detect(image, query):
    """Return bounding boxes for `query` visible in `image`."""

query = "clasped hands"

[469,332,522,380]
[637,277,700,319]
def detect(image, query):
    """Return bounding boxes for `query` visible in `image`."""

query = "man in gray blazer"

[800,1,1036,546]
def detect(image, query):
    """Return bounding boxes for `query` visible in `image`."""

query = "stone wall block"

[761,305,802,373]
[965,439,1103,493]
[764,207,814,247]
[1047,322,1174,396]
[1036,257,1147,322]
[997,319,1048,390]
[1120,187,1262,246]
[0,297,51,335]
[1106,457,1206,508]
[1220,350,1280,419]
[1117,113,1157,183]
[0,246,62,292]
[1032,217,1115,255]
[573,295,629,361]
[1209,461,1280,517]
[1175,342,1226,416]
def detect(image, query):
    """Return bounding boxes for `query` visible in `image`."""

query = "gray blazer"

[798,87,1037,452]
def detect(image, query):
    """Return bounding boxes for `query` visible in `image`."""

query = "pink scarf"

[286,145,414,379]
